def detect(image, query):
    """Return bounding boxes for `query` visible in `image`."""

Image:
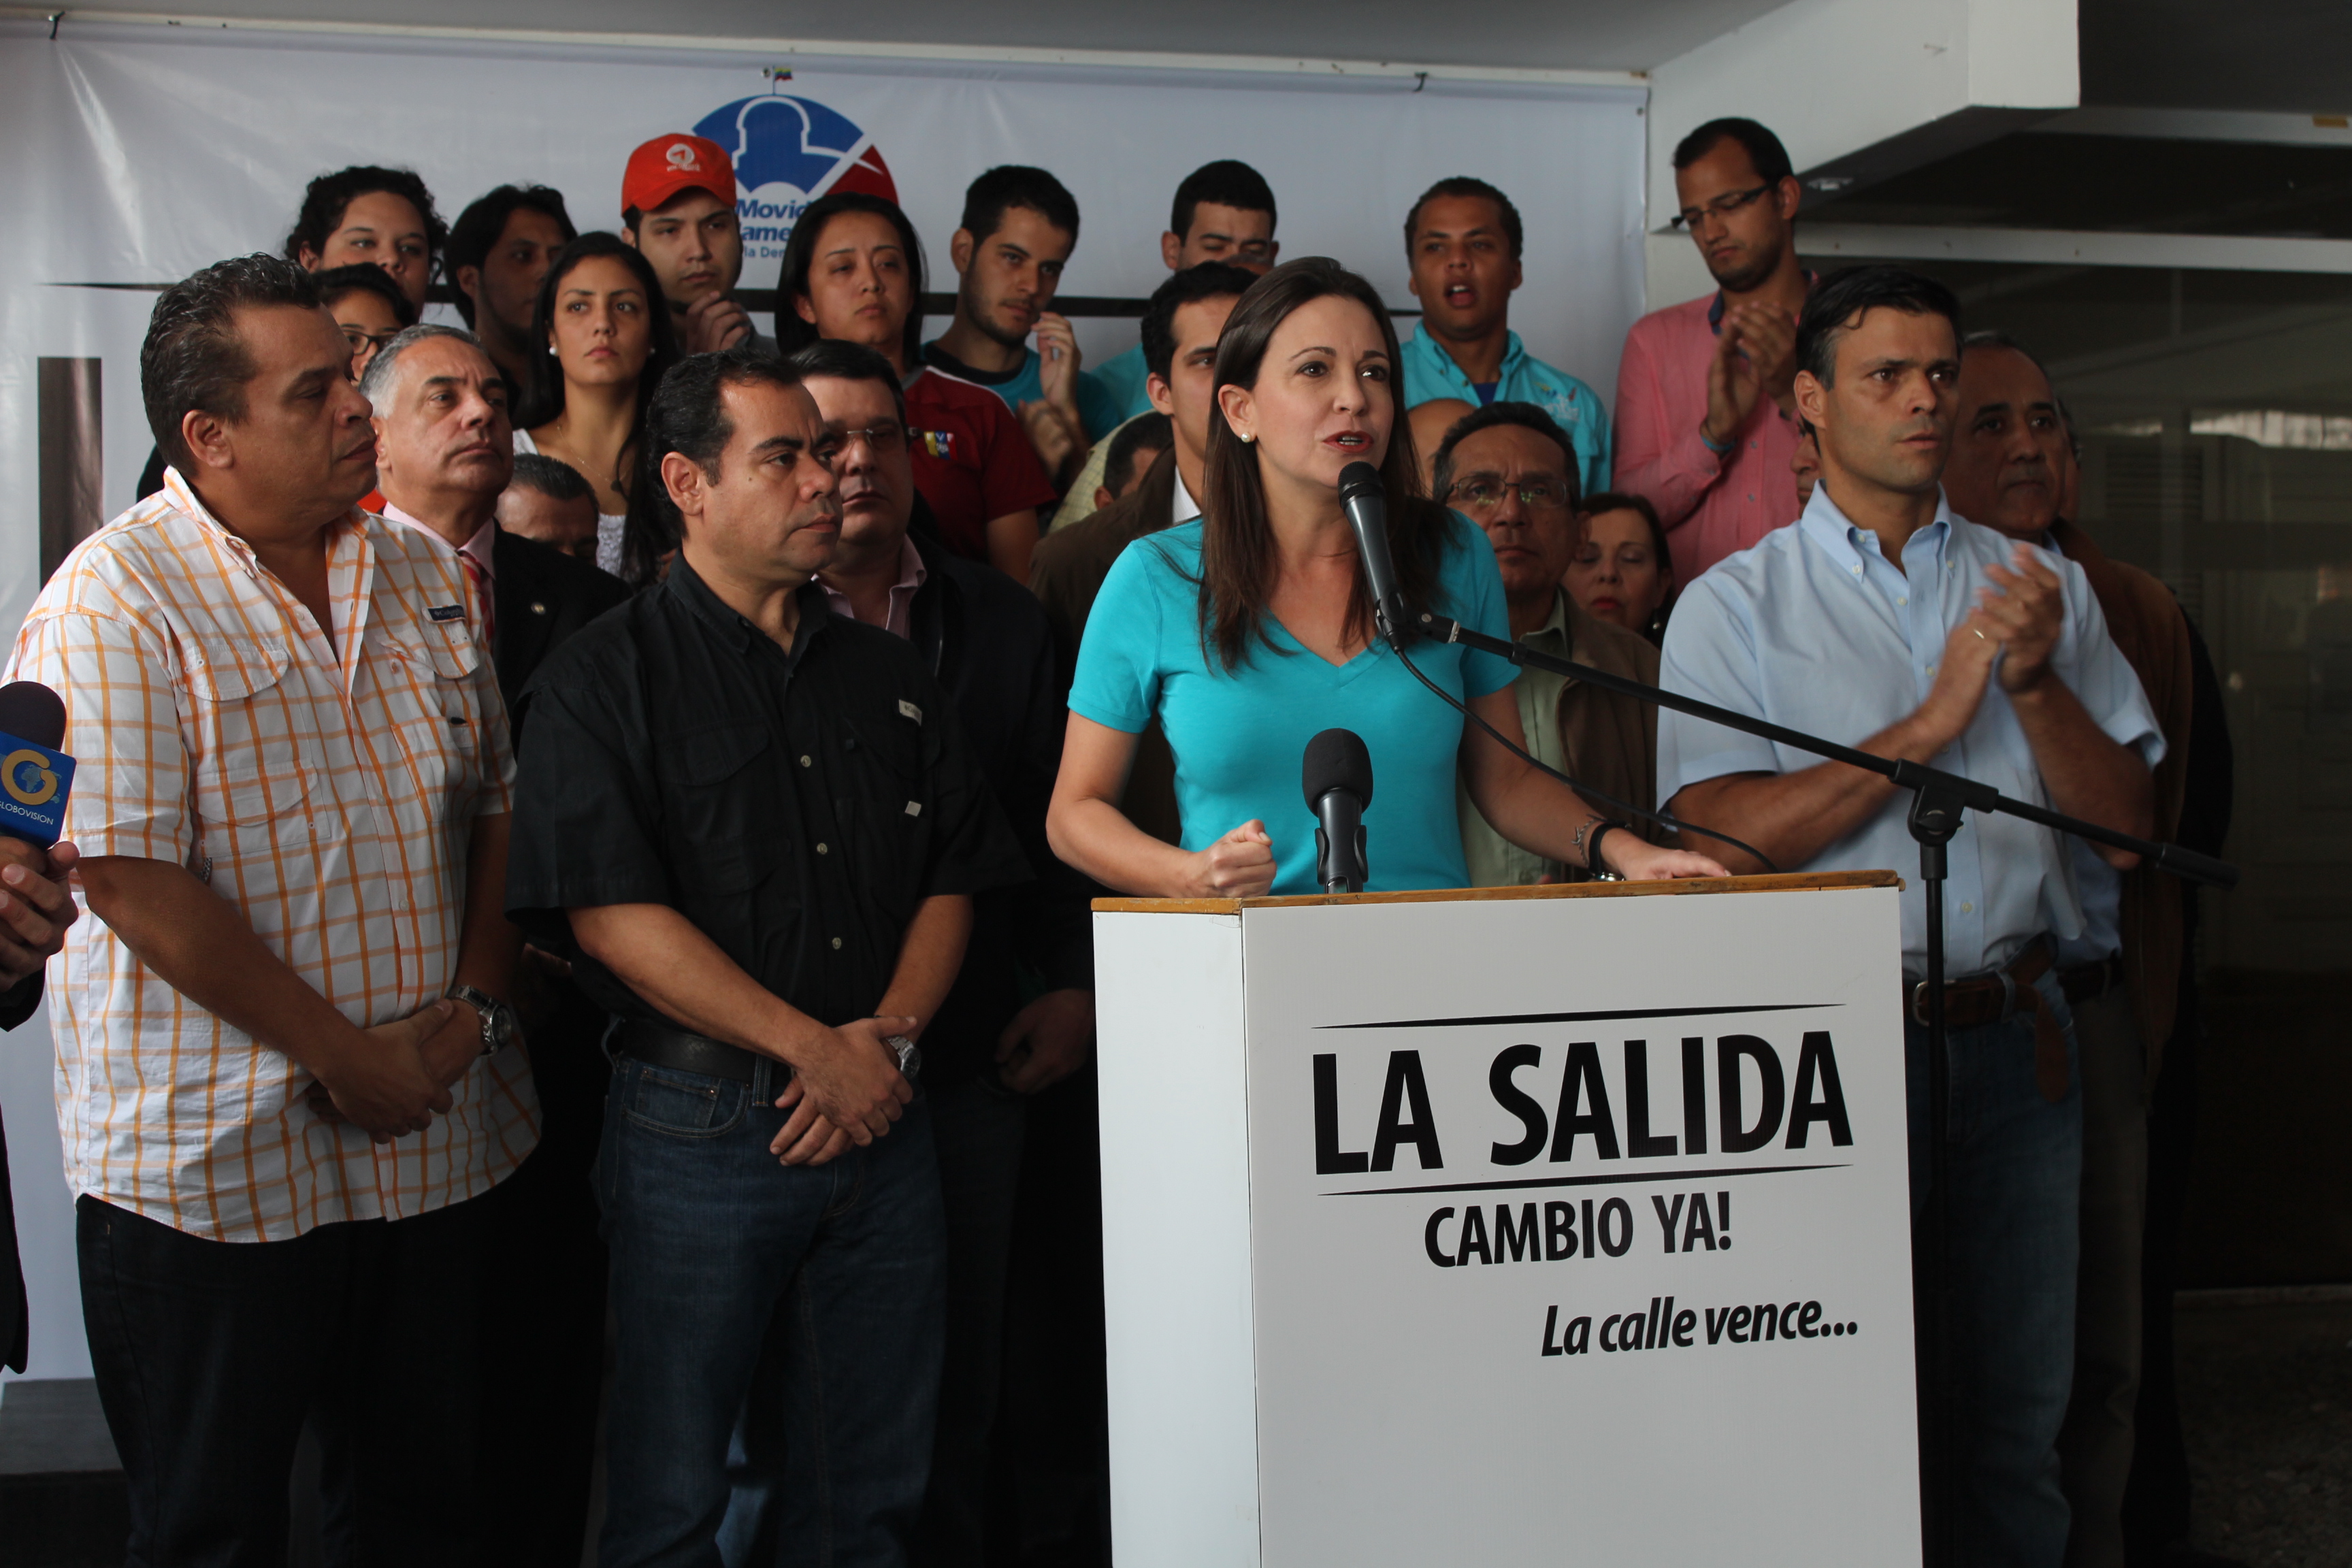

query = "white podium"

[1094,872,1921,1567]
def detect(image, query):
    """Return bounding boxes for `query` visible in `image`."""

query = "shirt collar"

[1171,469,1200,526]
[1797,480,1958,572]
[1407,321,1524,389]
[815,534,928,638]
[380,500,499,578]
[1522,588,1573,651]
[162,466,365,584]
[666,553,833,653]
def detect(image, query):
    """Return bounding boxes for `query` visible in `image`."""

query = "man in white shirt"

[1657,265,2161,1567]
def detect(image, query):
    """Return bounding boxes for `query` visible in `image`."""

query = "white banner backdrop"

[0,19,1644,1381]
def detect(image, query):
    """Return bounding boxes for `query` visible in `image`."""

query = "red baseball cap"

[622,133,737,217]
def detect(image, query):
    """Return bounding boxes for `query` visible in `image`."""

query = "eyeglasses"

[1669,183,1774,231]
[342,325,402,356]
[1448,477,1573,513]
[834,421,905,454]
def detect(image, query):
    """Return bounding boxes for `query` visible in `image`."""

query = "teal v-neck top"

[1068,512,1516,894]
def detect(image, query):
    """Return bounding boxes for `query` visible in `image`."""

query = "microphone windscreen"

[1302,727,1375,813]
[0,681,67,749]
[1337,461,1384,506]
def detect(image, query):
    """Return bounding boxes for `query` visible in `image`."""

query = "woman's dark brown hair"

[1194,257,1449,672]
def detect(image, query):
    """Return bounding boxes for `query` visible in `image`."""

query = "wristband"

[1584,821,1629,881]
[1698,425,1735,456]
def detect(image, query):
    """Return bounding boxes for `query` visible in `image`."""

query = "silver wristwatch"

[883,1033,923,1081]
[446,983,519,1056]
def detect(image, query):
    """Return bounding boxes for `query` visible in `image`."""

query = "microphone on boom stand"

[1303,729,1373,895]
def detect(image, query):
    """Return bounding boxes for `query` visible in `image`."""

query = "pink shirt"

[1612,293,1803,588]
[818,537,928,640]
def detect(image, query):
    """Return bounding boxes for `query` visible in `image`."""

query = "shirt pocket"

[836,706,932,924]
[184,633,330,903]
[655,721,781,896]
[378,621,485,808]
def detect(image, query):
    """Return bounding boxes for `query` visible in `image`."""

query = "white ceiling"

[46,0,1796,72]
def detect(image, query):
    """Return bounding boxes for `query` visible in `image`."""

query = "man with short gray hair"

[368,320,629,1564]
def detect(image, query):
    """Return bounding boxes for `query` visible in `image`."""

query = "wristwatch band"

[445,983,512,1056]
[883,1033,923,1081]
[1584,821,1629,881]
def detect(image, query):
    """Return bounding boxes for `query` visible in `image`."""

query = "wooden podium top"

[1092,868,1899,915]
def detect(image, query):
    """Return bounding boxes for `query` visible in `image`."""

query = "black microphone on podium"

[1339,460,1408,649]
[1303,728,1373,895]
[0,682,74,849]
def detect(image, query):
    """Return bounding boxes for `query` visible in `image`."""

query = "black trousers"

[78,1188,493,1568]
[478,989,613,1567]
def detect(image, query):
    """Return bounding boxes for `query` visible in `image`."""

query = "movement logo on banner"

[691,95,898,270]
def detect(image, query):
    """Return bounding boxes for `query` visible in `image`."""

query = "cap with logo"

[622,133,738,218]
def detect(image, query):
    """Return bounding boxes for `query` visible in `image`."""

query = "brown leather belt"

[1908,938,2070,1103]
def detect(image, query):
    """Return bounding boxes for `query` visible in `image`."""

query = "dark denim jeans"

[77,1190,493,1568]
[1908,966,2084,1568]
[595,1053,946,1568]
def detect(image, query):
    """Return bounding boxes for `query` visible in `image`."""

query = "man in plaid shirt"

[9,255,532,1564]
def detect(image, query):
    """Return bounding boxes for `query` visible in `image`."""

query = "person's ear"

[455,265,483,304]
[794,292,818,327]
[949,228,976,278]
[1159,231,1183,272]
[1508,256,1525,293]
[1146,374,1175,419]
[1264,239,1281,266]
[1793,369,1829,436]
[1774,175,1803,222]
[620,226,640,252]
[1406,267,1425,305]
[369,414,391,470]
[1217,382,1256,446]
[1094,486,1115,511]
[180,408,234,472]
[296,246,322,273]
[661,451,708,518]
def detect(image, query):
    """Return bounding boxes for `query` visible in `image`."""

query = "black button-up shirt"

[503,559,1028,1029]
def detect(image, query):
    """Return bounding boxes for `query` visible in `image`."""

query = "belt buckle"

[1910,981,1931,1028]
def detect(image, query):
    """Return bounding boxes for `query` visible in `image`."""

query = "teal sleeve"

[1445,513,1519,698]
[1077,371,1125,441]
[1581,399,1613,500]
[1066,538,1165,734]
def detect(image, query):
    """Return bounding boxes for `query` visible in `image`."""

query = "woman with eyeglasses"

[775,191,1058,583]
[1049,259,1727,898]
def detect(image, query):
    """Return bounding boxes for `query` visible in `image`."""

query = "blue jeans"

[1908,967,2083,1568]
[595,1054,946,1568]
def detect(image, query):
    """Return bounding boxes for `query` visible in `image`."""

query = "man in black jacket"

[787,340,1094,1565]
[363,321,629,1566]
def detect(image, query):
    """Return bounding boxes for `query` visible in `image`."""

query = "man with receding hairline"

[1657,265,2162,1567]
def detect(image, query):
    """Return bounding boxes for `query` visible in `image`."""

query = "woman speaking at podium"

[1047,259,1727,897]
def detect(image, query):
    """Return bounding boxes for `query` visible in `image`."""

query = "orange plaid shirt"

[7,470,536,1243]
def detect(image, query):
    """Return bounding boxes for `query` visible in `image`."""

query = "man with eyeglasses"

[1614,117,1814,587]
[1399,177,1611,499]
[1429,402,1664,887]
[785,338,1094,1565]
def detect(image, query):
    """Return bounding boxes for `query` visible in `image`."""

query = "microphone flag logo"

[0,731,72,845]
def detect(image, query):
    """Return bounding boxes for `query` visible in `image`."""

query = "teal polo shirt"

[1399,323,1612,500]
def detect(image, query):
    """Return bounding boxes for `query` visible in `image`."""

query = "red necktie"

[460,548,495,652]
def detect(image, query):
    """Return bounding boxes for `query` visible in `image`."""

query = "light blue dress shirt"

[1068,513,1518,895]
[1399,323,1612,500]
[1656,487,2163,980]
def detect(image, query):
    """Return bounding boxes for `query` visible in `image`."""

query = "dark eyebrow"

[1288,345,1337,360]
[290,363,342,394]
[750,434,806,460]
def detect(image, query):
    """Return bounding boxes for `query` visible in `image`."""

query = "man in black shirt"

[788,340,1092,1563]
[505,345,1026,1567]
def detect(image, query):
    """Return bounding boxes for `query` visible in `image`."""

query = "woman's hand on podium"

[1188,820,1277,898]
[1601,836,1729,883]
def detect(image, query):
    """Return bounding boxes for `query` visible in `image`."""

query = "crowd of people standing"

[0,107,2232,1568]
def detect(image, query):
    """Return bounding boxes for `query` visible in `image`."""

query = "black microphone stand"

[1388,599,2236,1565]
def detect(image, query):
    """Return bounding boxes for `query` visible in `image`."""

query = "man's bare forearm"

[872,894,973,1039]
[570,902,829,1066]
[2009,681,2153,866]
[77,857,366,1073]
[1669,708,1953,874]
[449,813,522,1004]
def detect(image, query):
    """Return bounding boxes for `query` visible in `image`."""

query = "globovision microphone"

[1337,460,1407,648]
[1303,728,1373,895]
[0,681,74,848]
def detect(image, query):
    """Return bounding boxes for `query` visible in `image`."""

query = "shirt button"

[832,936,843,950]
[815,843,829,855]
[1960,902,1974,915]
[1897,596,1908,606]
[800,755,813,768]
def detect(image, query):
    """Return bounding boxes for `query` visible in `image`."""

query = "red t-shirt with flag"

[904,367,1058,563]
